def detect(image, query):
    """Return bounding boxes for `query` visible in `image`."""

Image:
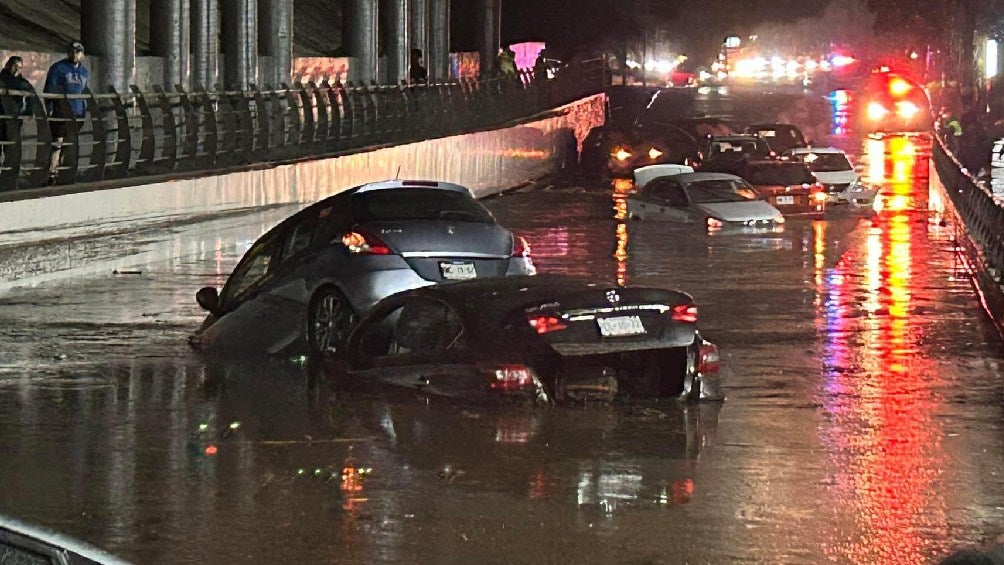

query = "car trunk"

[365,220,515,281]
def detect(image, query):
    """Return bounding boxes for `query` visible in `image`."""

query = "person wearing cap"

[1,56,35,173]
[43,41,89,184]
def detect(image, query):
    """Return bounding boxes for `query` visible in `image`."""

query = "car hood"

[813,170,857,185]
[696,200,781,222]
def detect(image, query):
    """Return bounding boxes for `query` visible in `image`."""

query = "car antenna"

[395,165,402,180]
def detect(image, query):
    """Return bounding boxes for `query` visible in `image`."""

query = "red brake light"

[341,228,391,255]
[481,363,539,393]
[512,235,531,258]
[698,342,720,374]
[527,315,567,334]
[671,304,698,323]
[706,217,724,230]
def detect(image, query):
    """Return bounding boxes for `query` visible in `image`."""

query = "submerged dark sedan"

[191,180,535,357]
[334,275,722,404]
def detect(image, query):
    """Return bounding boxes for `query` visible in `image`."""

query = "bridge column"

[429,0,449,81]
[476,0,500,78]
[260,0,293,86]
[151,0,191,88]
[82,0,137,93]
[382,0,409,84]
[191,0,219,88]
[221,0,258,89]
[346,0,379,83]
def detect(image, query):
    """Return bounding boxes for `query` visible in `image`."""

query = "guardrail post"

[365,81,380,141]
[175,85,200,171]
[297,82,316,148]
[130,85,155,175]
[152,85,177,174]
[262,85,284,156]
[343,82,360,144]
[84,88,108,181]
[233,89,254,163]
[194,86,217,169]
[320,79,340,151]
[309,81,329,152]
[282,82,303,150]
[104,85,131,180]
[251,86,270,161]
[52,94,80,185]
[216,90,238,167]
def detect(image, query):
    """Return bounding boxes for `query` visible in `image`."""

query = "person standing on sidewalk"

[43,42,89,185]
[0,56,34,174]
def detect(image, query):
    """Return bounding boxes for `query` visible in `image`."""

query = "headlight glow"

[896,100,920,119]
[648,147,664,160]
[867,101,889,121]
[613,148,632,161]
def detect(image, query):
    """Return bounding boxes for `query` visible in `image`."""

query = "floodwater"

[2,105,1004,564]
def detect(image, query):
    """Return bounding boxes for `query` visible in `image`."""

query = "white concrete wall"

[0,93,606,285]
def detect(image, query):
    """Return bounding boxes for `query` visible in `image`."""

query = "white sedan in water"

[787,147,878,206]
[626,165,785,231]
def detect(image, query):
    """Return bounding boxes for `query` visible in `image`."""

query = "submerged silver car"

[626,170,785,231]
[192,180,536,356]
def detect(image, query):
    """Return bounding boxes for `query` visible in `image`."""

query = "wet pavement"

[3,96,1004,564]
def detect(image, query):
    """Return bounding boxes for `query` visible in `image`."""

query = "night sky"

[450,0,834,63]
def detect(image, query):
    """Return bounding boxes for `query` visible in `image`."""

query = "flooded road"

[3,117,1004,562]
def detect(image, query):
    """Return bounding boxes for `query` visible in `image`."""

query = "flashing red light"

[888,77,913,97]
[483,364,538,393]
[341,228,391,255]
[527,315,567,334]
[512,235,531,258]
[204,445,219,456]
[671,304,698,323]
[698,342,720,374]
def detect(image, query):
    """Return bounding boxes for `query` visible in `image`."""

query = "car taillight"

[341,228,391,255]
[671,304,697,323]
[512,235,531,258]
[480,363,539,393]
[813,190,828,202]
[698,342,720,374]
[527,314,567,334]
[867,101,888,121]
[706,217,724,230]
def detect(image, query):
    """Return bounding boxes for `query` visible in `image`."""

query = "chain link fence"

[0,59,607,192]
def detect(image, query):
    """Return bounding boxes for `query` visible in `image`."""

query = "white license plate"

[596,315,646,337]
[440,262,477,280]
[776,195,795,205]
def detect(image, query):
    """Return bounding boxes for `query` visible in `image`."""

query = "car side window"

[646,180,688,206]
[220,237,281,309]
[357,298,464,359]
[0,537,53,565]
[279,215,319,263]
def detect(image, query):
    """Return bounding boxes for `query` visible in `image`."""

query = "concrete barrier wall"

[0,94,605,286]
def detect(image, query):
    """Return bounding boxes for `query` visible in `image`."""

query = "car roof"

[788,146,845,154]
[660,172,745,183]
[353,180,473,196]
[1,515,130,565]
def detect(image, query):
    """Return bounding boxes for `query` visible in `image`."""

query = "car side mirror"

[196,286,221,314]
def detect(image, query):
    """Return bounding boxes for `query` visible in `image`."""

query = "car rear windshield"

[745,164,815,186]
[794,152,852,172]
[686,180,759,203]
[351,189,496,223]
[708,139,771,160]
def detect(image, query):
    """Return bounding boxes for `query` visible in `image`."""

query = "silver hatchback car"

[192,180,536,356]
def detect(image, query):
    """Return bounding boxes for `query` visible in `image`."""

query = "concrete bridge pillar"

[477,0,500,78]
[429,0,449,81]
[82,0,137,93]
[150,0,191,89]
[191,0,220,88]
[410,0,430,77]
[347,0,379,83]
[221,0,258,89]
[260,0,293,86]
[382,0,409,84]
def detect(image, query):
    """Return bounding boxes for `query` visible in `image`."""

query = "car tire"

[306,286,357,358]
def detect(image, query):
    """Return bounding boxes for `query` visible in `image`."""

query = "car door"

[637,179,692,222]
[348,297,484,399]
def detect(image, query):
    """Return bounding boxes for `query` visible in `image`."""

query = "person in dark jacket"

[43,41,89,184]
[0,56,34,173]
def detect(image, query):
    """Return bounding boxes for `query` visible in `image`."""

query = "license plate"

[776,195,795,205]
[440,261,477,280]
[596,315,646,337]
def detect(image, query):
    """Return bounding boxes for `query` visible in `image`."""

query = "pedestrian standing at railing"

[0,56,34,169]
[43,41,89,185]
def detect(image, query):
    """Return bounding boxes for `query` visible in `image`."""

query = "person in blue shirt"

[43,41,89,184]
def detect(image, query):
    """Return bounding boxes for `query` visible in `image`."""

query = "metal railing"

[931,131,1004,281]
[0,60,607,192]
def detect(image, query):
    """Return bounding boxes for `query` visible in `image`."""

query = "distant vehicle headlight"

[896,100,920,119]
[648,147,664,160]
[867,101,889,121]
[613,147,632,161]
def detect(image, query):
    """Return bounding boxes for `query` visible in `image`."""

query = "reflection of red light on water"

[670,479,694,504]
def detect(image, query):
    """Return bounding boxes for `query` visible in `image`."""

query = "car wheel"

[307,286,357,358]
